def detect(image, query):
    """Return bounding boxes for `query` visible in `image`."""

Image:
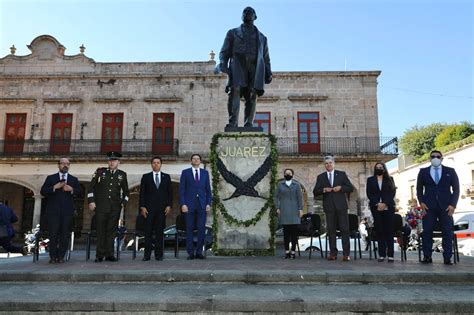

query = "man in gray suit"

[313,156,354,261]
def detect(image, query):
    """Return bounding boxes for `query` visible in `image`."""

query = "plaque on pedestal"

[210,133,278,256]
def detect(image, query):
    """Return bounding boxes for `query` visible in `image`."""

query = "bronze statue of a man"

[216,7,272,130]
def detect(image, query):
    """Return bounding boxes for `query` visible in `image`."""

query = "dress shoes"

[155,256,163,261]
[378,257,385,262]
[387,257,394,263]
[94,257,104,263]
[142,257,151,261]
[105,256,117,262]
[284,253,291,259]
[327,255,337,261]
[443,258,453,265]
[57,258,65,264]
[195,254,205,260]
[421,256,433,264]
[48,258,56,264]
[342,256,351,262]
[186,254,195,260]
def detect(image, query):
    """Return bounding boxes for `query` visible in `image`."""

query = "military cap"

[106,151,122,160]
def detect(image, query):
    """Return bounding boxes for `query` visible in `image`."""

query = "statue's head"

[242,6,257,23]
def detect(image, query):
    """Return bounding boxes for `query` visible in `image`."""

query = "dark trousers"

[144,210,165,259]
[227,87,257,127]
[0,237,22,253]
[371,209,394,258]
[422,207,453,260]
[95,210,120,258]
[185,199,206,255]
[227,57,257,128]
[47,212,72,259]
[283,224,298,252]
[326,208,350,257]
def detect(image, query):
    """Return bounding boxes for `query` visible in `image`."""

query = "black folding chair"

[393,214,407,261]
[298,213,323,259]
[132,214,147,260]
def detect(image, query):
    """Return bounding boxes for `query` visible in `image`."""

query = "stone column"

[32,195,42,227]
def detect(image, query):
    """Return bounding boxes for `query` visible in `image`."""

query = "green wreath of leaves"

[210,133,278,256]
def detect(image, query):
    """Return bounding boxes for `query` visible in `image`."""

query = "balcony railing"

[0,139,179,157]
[276,137,398,156]
[0,137,398,158]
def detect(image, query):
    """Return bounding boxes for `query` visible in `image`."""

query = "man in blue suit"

[416,150,459,265]
[179,154,212,260]
[40,158,81,263]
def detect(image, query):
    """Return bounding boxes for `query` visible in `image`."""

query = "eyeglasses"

[430,155,442,159]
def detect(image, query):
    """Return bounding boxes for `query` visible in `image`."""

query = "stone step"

[0,282,472,314]
[1,269,473,284]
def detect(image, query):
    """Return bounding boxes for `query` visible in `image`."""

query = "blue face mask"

[431,158,442,167]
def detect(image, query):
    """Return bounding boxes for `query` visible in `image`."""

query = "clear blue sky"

[1,0,472,139]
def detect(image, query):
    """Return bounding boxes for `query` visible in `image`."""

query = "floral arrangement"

[406,206,426,232]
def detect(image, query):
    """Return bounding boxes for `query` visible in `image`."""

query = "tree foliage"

[399,122,474,159]
[434,121,474,148]
[399,123,446,157]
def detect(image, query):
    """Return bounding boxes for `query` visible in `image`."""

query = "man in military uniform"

[87,152,129,262]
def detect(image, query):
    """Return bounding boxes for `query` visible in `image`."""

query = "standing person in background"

[88,151,129,263]
[359,218,369,251]
[40,157,81,263]
[179,154,212,260]
[366,162,396,262]
[139,156,173,261]
[416,150,459,265]
[313,155,354,261]
[274,168,303,259]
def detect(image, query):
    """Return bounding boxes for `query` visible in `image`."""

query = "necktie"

[328,172,332,187]
[155,173,160,189]
[194,169,199,182]
[61,173,66,182]
[434,167,440,184]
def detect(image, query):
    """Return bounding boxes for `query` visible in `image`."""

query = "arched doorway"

[0,181,35,235]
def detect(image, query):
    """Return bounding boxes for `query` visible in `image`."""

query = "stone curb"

[1,299,473,313]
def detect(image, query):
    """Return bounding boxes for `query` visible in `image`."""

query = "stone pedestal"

[210,133,277,255]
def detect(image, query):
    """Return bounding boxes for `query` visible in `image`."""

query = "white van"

[453,212,474,239]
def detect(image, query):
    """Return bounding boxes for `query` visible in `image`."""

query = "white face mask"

[431,158,442,167]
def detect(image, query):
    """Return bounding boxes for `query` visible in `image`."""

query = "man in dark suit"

[313,155,354,261]
[216,6,272,129]
[139,156,173,261]
[416,150,459,265]
[179,154,212,260]
[88,151,129,262]
[40,158,81,263]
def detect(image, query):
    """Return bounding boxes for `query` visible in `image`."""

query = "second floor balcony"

[0,136,398,159]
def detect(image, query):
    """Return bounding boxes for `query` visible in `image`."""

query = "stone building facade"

[0,35,397,237]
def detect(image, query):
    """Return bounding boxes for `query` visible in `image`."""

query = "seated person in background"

[0,200,25,255]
